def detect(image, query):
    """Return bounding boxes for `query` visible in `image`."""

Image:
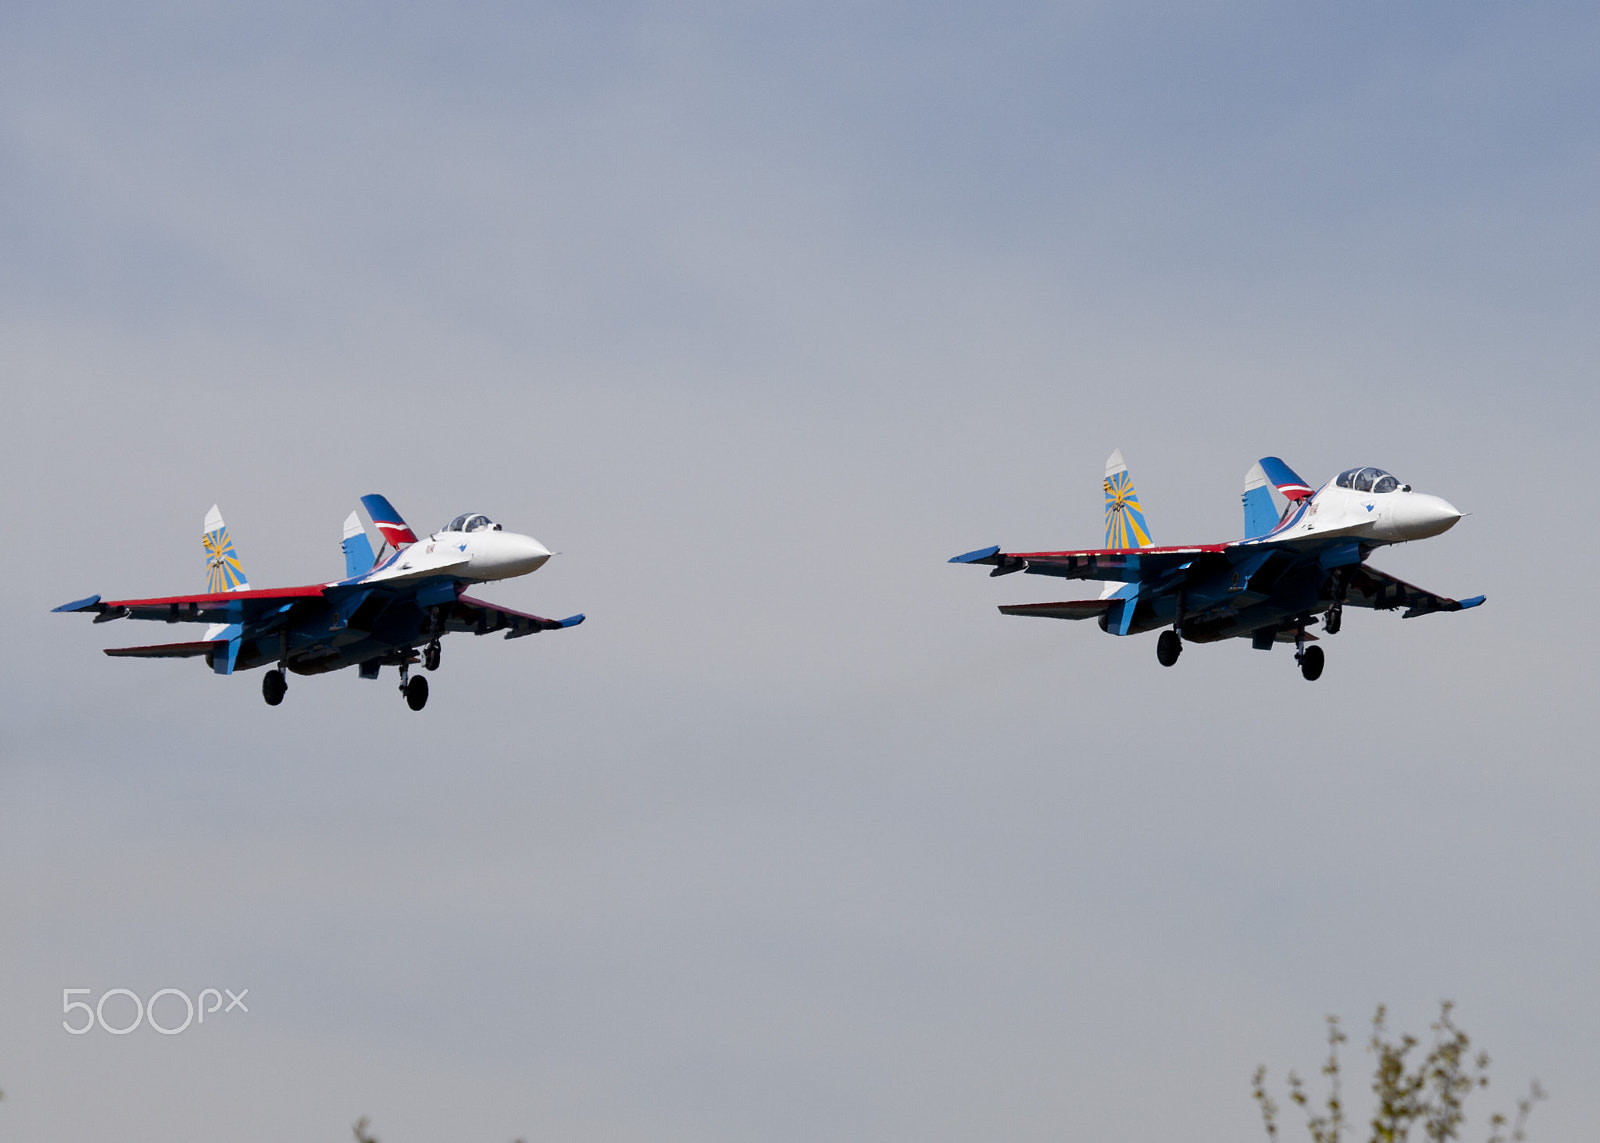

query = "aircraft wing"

[950,544,1228,582]
[449,594,585,639]
[997,600,1113,620]
[1342,566,1486,618]
[53,586,330,625]
[103,639,227,658]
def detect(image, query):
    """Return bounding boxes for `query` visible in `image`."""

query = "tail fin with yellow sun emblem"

[1103,449,1153,550]
[202,505,251,593]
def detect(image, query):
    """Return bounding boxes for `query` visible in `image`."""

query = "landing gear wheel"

[424,641,441,672]
[1156,629,1182,667]
[1298,644,1325,681]
[1324,604,1342,636]
[404,675,429,711]
[262,669,287,706]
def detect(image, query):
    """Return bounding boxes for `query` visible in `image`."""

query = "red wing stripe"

[1006,544,1229,559]
[99,585,328,608]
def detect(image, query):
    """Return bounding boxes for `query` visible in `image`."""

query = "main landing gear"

[263,630,291,706]
[424,640,441,672]
[1294,627,1325,682]
[398,662,429,711]
[1157,590,1186,667]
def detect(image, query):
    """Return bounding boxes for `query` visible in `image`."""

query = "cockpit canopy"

[443,513,501,533]
[1334,467,1409,494]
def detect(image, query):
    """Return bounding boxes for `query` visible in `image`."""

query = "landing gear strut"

[398,662,429,711]
[423,605,446,672]
[262,669,287,706]
[1157,590,1186,667]
[1293,627,1325,682]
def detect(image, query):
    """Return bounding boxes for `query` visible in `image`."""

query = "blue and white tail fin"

[202,505,250,593]
[1241,463,1281,539]
[342,511,377,578]
[1242,456,1314,538]
[1103,449,1154,549]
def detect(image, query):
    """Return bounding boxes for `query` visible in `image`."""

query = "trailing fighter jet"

[53,495,583,710]
[950,451,1482,680]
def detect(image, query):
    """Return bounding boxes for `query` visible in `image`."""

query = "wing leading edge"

[450,594,585,639]
[1342,566,1485,618]
[950,544,1227,582]
[54,585,330,625]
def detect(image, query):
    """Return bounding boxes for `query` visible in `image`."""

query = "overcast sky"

[3,3,1597,1140]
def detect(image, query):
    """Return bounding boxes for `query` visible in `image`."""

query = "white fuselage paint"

[1246,484,1461,548]
[432,528,551,581]
[359,529,551,586]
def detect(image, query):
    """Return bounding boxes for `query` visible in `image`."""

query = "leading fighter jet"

[53,495,583,710]
[950,452,1483,680]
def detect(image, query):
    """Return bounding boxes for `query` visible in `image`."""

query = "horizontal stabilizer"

[53,594,102,613]
[104,640,225,658]
[999,600,1112,621]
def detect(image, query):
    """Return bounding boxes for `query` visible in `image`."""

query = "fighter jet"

[54,495,583,710]
[951,452,1482,680]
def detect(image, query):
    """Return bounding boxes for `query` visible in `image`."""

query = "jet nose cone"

[1402,494,1462,539]
[506,532,551,574]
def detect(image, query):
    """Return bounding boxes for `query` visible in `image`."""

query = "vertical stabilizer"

[359,494,418,553]
[1103,449,1154,549]
[342,511,377,578]
[1258,457,1314,502]
[202,505,250,593]
[1241,462,1281,539]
